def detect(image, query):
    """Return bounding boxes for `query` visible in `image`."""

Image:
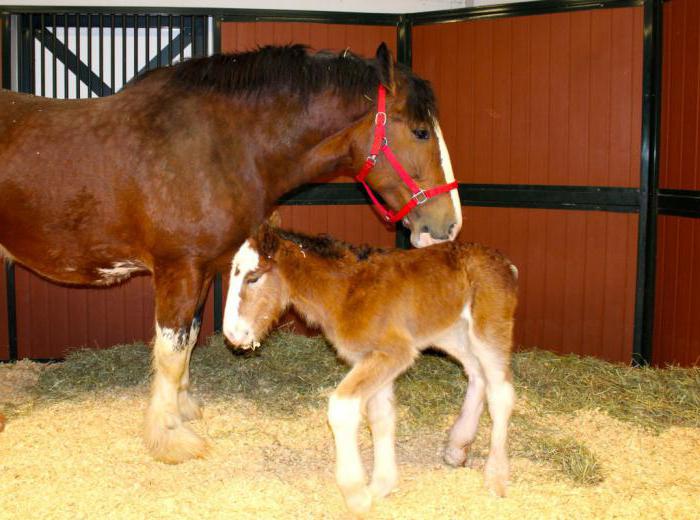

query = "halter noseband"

[354,85,458,224]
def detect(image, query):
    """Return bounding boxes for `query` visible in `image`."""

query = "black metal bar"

[658,190,700,218]
[1,15,11,89]
[133,14,138,79]
[458,185,640,213]
[168,15,173,65]
[179,15,184,61]
[408,0,643,25]
[632,0,663,366]
[213,275,223,333]
[5,262,18,361]
[63,13,68,98]
[191,15,197,57]
[121,14,126,90]
[52,14,56,97]
[145,14,150,71]
[1,6,400,25]
[74,13,78,98]
[277,183,641,211]
[99,14,103,96]
[110,15,114,93]
[87,12,91,97]
[213,16,221,56]
[395,15,413,249]
[156,14,161,66]
[19,14,31,93]
[40,13,44,96]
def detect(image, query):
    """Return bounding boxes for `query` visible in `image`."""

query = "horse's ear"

[256,223,279,259]
[375,42,395,93]
[267,210,282,228]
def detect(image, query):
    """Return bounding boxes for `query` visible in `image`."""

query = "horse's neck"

[260,94,370,204]
[280,250,348,330]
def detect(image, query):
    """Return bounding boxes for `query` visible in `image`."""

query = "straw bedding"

[1,332,698,519]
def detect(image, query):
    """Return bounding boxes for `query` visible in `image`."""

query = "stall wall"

[413,7,644,361]
[1,21,9,361]
[653,0,700,366]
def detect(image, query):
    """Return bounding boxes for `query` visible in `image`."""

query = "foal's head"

[223,224,285,349]
[350,43,462,248]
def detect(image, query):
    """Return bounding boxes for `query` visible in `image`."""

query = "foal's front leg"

[328,350,413,514]
[367,383,398,499]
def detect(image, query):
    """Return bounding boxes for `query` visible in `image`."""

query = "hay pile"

[1,332,699,519]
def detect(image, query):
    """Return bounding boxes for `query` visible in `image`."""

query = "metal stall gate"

[3,1,689,367]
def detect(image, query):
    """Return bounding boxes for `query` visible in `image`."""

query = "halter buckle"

[412,190,428,205]
[367,154,377,165]
[375,112,387,126]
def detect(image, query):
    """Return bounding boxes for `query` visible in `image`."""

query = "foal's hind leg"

[328,349,414,514]
[467,324,515,497]
[435,326,487,468]
[145,264,209,463]
[177,298,209,422]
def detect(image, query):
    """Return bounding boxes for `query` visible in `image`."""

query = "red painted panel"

[459,208,637,363]
[413,7,643,187]
[14,267,215,359]
[0,264,8,360]
[660,0,700,191]
[653,216,700,367]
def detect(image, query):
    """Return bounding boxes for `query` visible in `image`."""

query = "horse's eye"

[245,274,261,285]
[412,128,430,140]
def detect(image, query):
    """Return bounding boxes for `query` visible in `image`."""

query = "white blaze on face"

[433,119,463,238]
[223,240,260,345]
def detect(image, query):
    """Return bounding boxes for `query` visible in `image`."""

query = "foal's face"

[223,240,283,348]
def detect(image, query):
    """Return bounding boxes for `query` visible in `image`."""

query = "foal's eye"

[245,274,261,285]
[412,128,430,140]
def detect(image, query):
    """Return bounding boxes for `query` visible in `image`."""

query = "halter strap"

[355,85,458,224]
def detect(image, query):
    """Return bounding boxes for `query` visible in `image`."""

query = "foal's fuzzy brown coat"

[224,223,517,513]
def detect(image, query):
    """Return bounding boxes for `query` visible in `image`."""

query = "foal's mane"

[162,44,437,123]
[275,228,387,262]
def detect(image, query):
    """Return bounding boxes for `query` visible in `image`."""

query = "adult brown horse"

[0,43,462,463]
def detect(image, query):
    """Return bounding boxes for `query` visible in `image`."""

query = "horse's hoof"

[178,392,203,422]
[343,485,373,515]
[443,445,468,467]
[369,471,398,499]
[484,459,509,497]
[144,410,208,464]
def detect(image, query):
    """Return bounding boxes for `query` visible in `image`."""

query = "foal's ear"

[375,42,395,93]
[256,223,280,259]
[267,210,282,228]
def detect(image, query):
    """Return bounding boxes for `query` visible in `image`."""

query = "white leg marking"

[328,394,371,513]
[461,305,514,497]
[367,384,398,499]
[433,119,463,236]
[223,240,260,344]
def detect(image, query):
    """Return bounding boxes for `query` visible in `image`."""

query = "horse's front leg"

[145,264,210,464]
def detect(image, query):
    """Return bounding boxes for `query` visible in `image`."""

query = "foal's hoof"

[443,445,468,467]
[144,410,208,464]
[178,392,203,422]
[484,460,509,497]
[370,471,398,499]
[343,484,373,515]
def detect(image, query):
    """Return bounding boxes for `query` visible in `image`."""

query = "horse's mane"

[161,44,437,123]
[275,228,387,262]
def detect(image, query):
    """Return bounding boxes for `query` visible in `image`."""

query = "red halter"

[355,85,458,223]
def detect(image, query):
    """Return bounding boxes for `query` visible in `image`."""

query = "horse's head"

[223,220,285,349]
[348,43,462,248]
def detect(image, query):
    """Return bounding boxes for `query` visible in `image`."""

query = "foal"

[224,222,517,513]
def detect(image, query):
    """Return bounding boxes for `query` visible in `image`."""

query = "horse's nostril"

[421,225,430,234]
[448,223,456,236]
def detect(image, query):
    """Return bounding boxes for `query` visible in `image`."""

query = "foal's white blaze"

[433,119,463,238]
[223,240,260,345]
